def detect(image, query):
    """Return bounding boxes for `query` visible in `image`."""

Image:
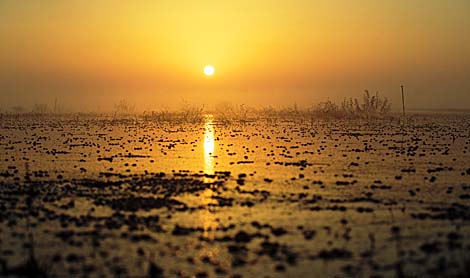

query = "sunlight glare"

[203,65,215,76]
[203,115,215,175]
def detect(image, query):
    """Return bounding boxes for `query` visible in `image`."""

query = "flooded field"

[1,114,470,277]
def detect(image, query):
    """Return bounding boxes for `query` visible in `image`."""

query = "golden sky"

[0,1,469,111]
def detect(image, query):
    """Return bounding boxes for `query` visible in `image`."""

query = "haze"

[0,1,469,112]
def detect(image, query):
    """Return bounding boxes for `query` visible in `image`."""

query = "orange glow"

[0,1,469,110]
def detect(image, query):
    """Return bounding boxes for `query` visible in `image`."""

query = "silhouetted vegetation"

[212,91,392,124]
[311,90,391,119]
[2,91,392,123]
[113,99,136,117]
[143,101,205,124]
[215,103,256,123]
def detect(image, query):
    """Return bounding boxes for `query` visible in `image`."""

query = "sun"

[203,65,215,76]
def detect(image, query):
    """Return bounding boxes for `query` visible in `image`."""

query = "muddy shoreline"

[1,114,469,277]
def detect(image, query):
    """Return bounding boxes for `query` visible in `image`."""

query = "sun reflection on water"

[200,115,218,242]
[203,115,215,175]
